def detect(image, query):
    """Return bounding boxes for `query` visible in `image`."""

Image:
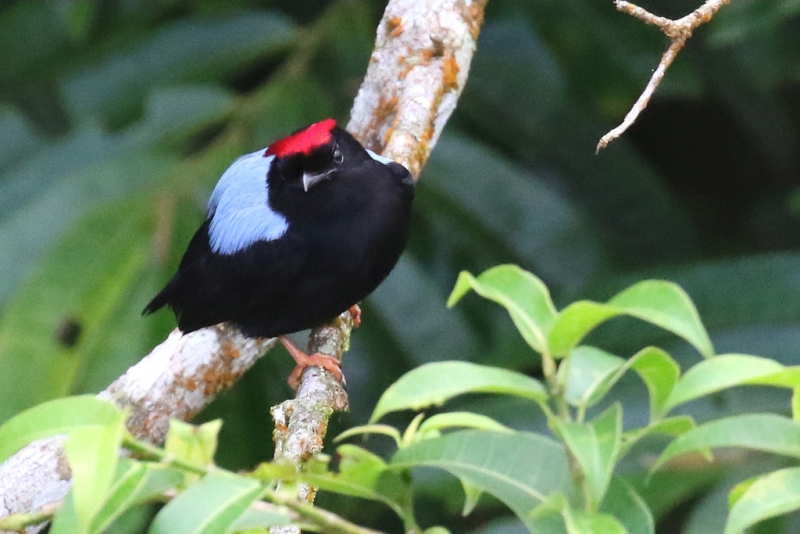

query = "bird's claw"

[280,336,344,389]
[349,304,362,327]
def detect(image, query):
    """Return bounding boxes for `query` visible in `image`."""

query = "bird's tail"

[142,288,169,316]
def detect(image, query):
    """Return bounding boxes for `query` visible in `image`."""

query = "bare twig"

[596,0,731,152]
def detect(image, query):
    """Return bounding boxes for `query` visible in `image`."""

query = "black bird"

[144,119,414,386]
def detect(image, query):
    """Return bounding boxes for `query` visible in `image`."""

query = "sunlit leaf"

[165,419,222,468]
[654,414,800,472]
[0,395,121,463]
[149,472,267,534]
[663,354,793,414]
[448,265,557,354]
[551,405,622,511]
[418,412,513,437]
[370,362,546,423]
[560,346,623,408]
[91,460,185,533]
[725,467,800,534]
[64,412,127,529]
[549,281,713,358]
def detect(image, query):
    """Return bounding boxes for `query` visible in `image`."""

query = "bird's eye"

[333,146,344,164]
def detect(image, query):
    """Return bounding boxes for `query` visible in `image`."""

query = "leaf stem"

[0,503,59,531]
[123,434,388,534]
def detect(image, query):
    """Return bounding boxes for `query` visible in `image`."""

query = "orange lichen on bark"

[463,0,487,40]
[387,16,403,37]
[442,54,460,92]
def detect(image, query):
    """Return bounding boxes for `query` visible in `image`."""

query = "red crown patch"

[265,118,337,158]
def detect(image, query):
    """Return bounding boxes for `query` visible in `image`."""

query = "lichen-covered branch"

[596,0,731,152]
[271,0,486,531]
[349,0,486,177]
[0,326,275,526]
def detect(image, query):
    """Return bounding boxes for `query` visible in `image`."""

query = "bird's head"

[265,118,370,194]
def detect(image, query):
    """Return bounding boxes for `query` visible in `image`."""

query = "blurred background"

[0,0,799,532]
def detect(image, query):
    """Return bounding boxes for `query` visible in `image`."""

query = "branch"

[0,0,487,529]
[271,0,487,531]
[0,326,275,526]
[596,0,731,152]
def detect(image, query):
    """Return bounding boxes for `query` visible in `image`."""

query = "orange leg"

[279,336,344,389]
[349,304,362,327]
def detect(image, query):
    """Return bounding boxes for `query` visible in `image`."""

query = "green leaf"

[566,511,627,534]
[535,493,628,534]
[653,414,800,472]
[664,354,787,413]
[335,424,402,447]
[91,461,185,533]
[0,395,121,463]
[63,410,127,530]
[549,281,713,358]
[50,488,80,534]
[628,347,681,421]
[551,405,622,511]
[725,467,800,534]
[62,11,296,122]
[622,416,696,456]
[418,412,513,438]
[370,362,546,423]
[447,266,557,353]
[164,419,222,467]
[392,430,572,531]
[561,346,681,422]
[149,472,267,534]
[548,302,620,357]
[601,478,655,534]
[560,346,624,408]
[304,445,413,521]
[460,478,484,517]
[228,507,293,531]
[0,196,158,422]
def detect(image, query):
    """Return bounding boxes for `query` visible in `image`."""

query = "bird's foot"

[349,304,362,327]
[280,336,344,389]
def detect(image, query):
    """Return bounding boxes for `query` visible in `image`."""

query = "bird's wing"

[150,229,309,333]
[207,150,289,255]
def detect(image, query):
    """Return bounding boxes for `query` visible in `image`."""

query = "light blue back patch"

[208,150,289,255]
[366,149,394,165]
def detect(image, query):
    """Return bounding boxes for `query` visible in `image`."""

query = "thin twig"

[596,0,731,152]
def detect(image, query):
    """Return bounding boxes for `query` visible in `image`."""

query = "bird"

[143,118,414,387]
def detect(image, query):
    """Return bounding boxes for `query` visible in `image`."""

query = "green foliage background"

[0,0,799,532]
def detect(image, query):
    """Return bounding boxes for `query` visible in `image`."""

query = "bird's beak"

[302,170,333,192]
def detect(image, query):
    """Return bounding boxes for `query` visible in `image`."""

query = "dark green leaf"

[601,477,654,534]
